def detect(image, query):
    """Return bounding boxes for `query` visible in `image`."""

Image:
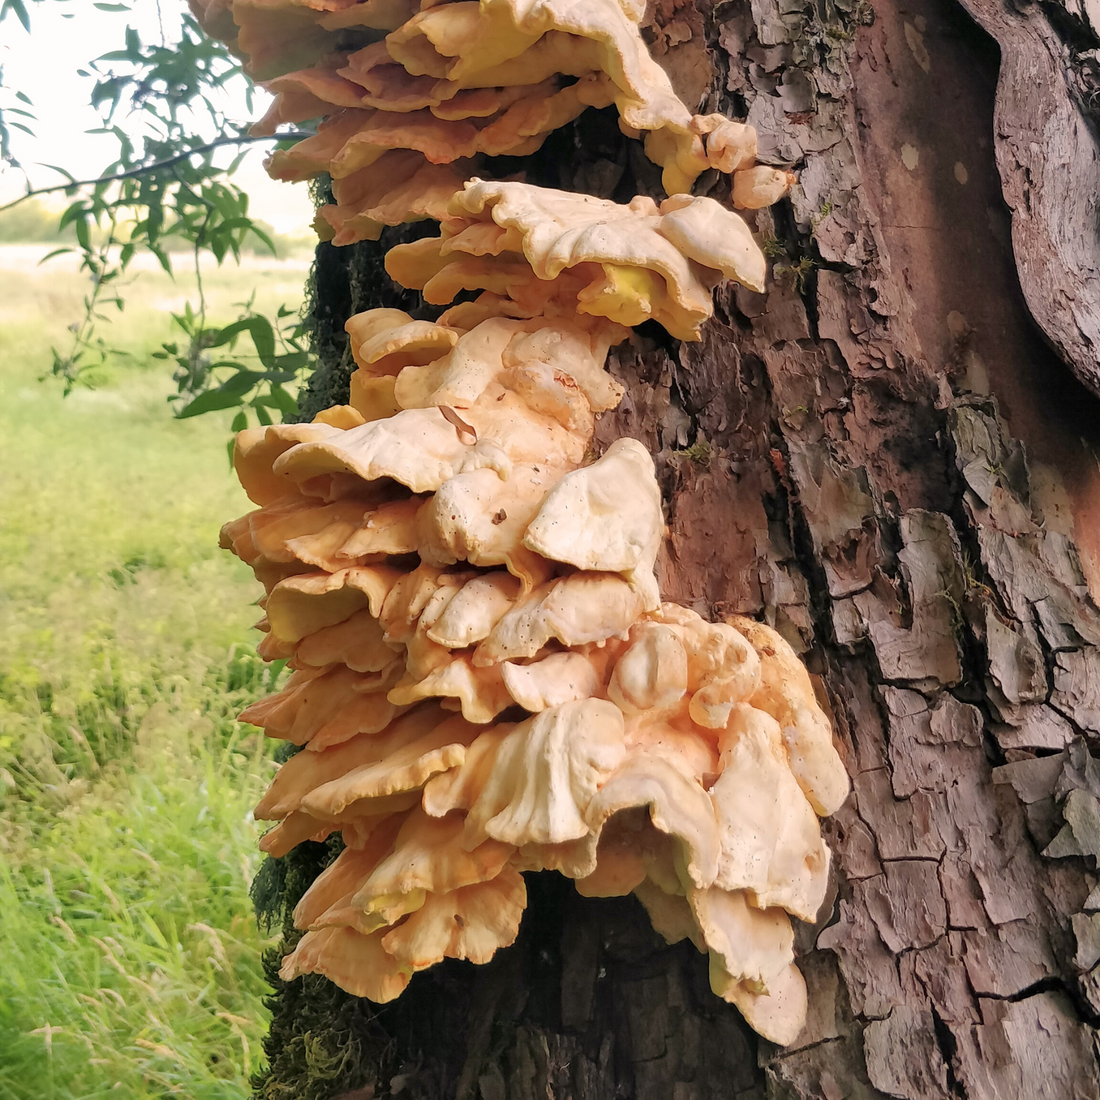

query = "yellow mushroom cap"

[732,166,797,211]
[271,397,589,494]
[586,748,721,890]
[216,0,418,82]
[253,704,452,819]
[473,572,647,665]
[264,77,609,185]
[711,958,808,1047]
[265,565,401,643]
[321,152,470,244]
[463,698,627,847]
[690,887,806,1045]
[710,704,830,921]
[292,813,407,928]
[301,713,481,818]
[727,615,851,816]
[381,867,527,970]
[279,924,412,1002]
[523,437,663,609]
[631,878,705,949]
[240,662,405,749]
[355,809,513,903]
[501,651,606,712]
[385,181,766,338]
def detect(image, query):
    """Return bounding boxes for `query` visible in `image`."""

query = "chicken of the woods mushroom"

[201,0,846,1050]
[189,0,792,244]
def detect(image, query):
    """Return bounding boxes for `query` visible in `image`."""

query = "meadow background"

[0,235,312,1098]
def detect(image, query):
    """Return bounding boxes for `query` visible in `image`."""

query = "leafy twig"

[4,5,319,428]
[0,134,310,215]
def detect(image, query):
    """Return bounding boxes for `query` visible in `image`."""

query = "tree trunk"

[254,0,1100,1095]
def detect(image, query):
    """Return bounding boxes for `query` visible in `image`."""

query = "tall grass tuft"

[0,717,273,1099]
[0,248,307,1098]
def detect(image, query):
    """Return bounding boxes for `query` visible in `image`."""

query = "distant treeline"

[0,198,79,242]
[0,198,312,256]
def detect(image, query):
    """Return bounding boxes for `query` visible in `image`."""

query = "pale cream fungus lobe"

[204,0,840,1050]
[193,0,794,245]
[229,415,848,1041]
[384,181,768,338]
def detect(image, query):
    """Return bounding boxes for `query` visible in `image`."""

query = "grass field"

[0,246,311,1098]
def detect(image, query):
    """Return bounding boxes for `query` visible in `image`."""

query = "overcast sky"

[0,2,314,233]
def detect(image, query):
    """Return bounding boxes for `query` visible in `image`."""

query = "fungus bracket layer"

[201,0,845,1049]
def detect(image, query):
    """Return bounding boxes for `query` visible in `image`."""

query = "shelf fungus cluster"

[190,0,793,246]
[200,0,846,1048]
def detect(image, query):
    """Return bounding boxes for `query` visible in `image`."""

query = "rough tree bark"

[253,0,1100,1095]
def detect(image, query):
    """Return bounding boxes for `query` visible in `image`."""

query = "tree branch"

[0,132,311,214]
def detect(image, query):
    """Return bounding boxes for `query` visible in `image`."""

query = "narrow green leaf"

[3,0,31,32]
[272,351,310,372]
[268,385,299,420]
[176,379,258,419]
[58,202,86,231]
[209,316,277,367]
[248,224,277,256]
[40,164,76,183]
